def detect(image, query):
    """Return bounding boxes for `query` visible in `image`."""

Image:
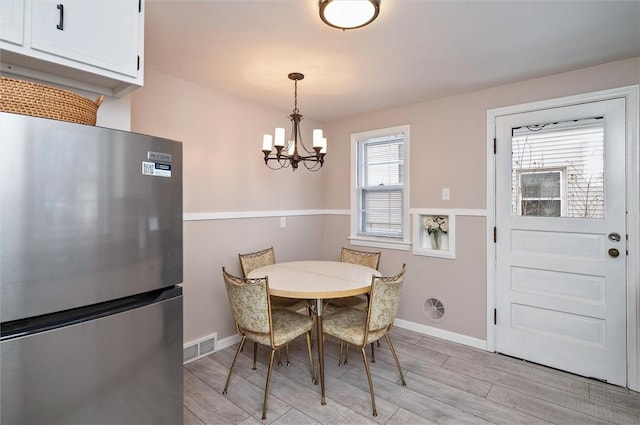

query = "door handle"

[608,248,620,258]
[608,232,621,242]
[56,4,64,30]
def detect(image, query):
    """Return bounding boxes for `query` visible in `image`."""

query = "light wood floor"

[183,327,640,424]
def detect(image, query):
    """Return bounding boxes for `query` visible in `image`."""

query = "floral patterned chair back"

[367,264,405,332]
[222,267,271,335]
[239,246,276,277]
[238,246,306,313]
[340,247,381,270]
[328,248,382,312]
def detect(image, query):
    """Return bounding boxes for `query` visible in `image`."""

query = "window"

[517,169,565,217]
[350,125,410,250]
[511,118,604,218]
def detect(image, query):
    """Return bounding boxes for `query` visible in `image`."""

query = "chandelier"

[319,0,380,30]
[262,73,326,171]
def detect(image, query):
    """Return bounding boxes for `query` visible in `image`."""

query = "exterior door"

[495,98,627,385]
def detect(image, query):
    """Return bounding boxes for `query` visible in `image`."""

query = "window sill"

[348,236,411,251]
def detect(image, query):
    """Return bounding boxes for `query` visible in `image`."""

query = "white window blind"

[357,135,404,238]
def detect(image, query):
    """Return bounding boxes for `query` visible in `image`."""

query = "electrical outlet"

[442,187,450,201]
[280,217,286,228]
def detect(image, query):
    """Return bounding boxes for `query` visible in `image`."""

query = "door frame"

[486,85,639,390]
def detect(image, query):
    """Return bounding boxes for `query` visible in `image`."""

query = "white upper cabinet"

[0,1,25,46]
[0,0,144,97]
[31,1,140,78]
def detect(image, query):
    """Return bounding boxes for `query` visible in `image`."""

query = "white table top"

[248,260,381,299]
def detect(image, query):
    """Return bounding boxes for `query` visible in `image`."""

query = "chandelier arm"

[264,162,284,170]
[298,153,324,161]
[295,131,317,156]
[302,158,323,171]
[302,153,325,167]
[263,155,291,169]
[264,153,323,172]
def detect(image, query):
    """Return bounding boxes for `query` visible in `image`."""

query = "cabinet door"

[31,0,140,77]
[0,0,25,45]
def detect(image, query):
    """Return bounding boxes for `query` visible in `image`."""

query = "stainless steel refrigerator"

[0,112,184,424]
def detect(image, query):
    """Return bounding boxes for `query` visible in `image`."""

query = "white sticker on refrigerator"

[142,161,171,177]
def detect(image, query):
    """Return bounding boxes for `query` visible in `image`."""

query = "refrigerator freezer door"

[1,291,183,424]
[0,113,183,322]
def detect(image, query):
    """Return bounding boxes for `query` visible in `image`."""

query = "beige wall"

[132,69,326,342]
[322,57,640,340]
[131,58,639,346]
[132,69,326,213]
[183,216,325,343]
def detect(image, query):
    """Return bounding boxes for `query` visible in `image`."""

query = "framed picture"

[412,209,456,259]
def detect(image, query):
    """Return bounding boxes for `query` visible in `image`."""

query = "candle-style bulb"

[313,129,323,148]
[274,128,285,147]
[262,134,273,151]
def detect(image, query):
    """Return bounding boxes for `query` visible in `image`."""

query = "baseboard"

[215,334,242,351]
[185,322,485,365]
[394,318,487,350]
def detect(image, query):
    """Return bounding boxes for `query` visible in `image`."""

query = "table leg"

[315,298,326,405]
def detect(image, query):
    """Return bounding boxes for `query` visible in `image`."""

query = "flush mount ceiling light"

[319,0,380,30]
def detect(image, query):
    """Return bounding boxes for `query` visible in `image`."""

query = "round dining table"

[248,260,381,405]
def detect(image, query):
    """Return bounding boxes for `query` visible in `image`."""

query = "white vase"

[430,231,442,250]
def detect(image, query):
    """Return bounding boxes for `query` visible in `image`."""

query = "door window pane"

[512,118,604,218]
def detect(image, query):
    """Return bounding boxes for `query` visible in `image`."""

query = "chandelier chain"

[293,79,299,114]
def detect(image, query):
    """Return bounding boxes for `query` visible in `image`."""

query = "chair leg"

[223,336,246,395]
[385,333,406,386]
[285,344,290,366]
[370,342,375,363]
[305,331,316,384]
[262,349,276,420]
[338,341,350,366]
[360,347,377,417]
[277,348,283,366]
[308,304,316,348]
[252,341,258,370]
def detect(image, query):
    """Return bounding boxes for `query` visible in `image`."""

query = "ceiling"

[144,1,640,123]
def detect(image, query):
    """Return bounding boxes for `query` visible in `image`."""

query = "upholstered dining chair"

[322,264,407,417]
[239,246,308,363]
[221,267,315,420]
[327,247,381,310]
[327,247,382,361]
[239,246,307,312]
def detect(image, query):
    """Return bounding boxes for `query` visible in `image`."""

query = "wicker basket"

[0,77,104,125]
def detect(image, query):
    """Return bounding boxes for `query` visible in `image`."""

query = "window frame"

[349,125,411,251]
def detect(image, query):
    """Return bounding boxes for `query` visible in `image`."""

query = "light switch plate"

[442,188,450,201]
